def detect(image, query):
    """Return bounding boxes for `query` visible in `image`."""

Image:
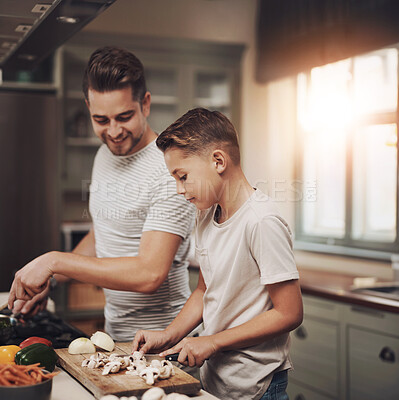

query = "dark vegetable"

[15,343,58,372]
[19,336,52,349]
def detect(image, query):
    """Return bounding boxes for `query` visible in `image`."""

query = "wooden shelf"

[150,94,178,105]
[0,81,57,91]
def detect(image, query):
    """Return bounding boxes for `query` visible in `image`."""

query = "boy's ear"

[212,150,227,174]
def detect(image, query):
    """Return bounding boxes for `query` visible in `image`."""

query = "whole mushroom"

[141,387,166,400]
[164,394,190,399]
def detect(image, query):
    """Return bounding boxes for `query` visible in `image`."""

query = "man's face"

[87,87,150,156]
[164,147,221,210]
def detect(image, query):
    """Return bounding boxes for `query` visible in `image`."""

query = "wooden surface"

[56,342,201,399]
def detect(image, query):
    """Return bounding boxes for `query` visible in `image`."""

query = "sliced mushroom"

[141,386,166,400]
[132,350,146,362]
[139,366,160,385]
[126,359,147,374]
[149,359,162,369]
[158,360,173,380]
[102,361,122,375]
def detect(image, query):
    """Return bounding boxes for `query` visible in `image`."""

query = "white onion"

[90,331,115,352]
[68,337,96,354]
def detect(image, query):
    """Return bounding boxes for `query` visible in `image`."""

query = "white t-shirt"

[89,141,195,341]
[195,189,299,400]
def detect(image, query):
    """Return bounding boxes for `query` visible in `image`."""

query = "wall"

[84,0,393,279]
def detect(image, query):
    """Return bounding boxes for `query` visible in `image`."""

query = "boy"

[132,108,303,400]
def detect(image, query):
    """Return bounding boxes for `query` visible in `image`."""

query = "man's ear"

[142,92,151,117]
[212,150,227,174]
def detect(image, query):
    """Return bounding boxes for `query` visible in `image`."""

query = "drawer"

[303,295,341,321]
[345,304,399,336]
[287,379,335,400]
[290,316,339,397]
[348,327,399,400]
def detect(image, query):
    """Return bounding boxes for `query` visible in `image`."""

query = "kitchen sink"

[351,282,399,301]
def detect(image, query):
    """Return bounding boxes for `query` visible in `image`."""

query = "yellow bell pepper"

[0,345,21,364]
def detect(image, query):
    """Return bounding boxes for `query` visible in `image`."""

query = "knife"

[144,353,179,362]
[116,353,180,362]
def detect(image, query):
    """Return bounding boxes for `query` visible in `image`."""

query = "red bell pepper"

[19,336,52,349]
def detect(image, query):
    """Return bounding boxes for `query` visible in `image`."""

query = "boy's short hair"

[156,108,240,165]
[82,46,147,105]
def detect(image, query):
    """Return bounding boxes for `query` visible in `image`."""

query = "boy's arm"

[212,279,302,351]
[161,279,302,367]
[132,270,206,354]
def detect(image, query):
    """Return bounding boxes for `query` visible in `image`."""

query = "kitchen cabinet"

[287,380,333,400]
[288,294,399,400]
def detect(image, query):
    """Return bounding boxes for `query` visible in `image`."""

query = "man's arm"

[53,228,96,283]
[9,230,182,307]
[10,229,96,313]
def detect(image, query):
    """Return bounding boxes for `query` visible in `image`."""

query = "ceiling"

[0,0,116,71]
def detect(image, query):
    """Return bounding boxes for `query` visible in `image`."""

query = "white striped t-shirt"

[89,140,195,341]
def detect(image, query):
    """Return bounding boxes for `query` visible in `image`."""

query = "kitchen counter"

[298,267,399,313]
[52,368,219,399]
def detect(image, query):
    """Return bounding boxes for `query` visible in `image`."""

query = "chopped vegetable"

[68,337,96,355]
[90,331,115,352]
[0,363,59,386]
[15,343,58,372]
[0,345,21,365]
[19,336,52,349]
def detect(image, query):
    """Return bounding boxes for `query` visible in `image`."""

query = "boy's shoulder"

[196,189,285,227]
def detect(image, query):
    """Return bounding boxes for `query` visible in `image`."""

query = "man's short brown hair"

[156,108,240,164]
[83,46,147,105]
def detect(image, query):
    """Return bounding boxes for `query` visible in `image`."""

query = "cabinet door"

[348,327,399,400]
[290,317,339,397]
[287,379,335,400]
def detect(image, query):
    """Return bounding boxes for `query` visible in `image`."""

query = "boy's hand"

[160,336,218,368]
[132,330,171,354]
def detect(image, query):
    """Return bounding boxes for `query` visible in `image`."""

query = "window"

[296,48,398,259]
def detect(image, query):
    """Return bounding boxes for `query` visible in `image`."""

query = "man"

[8,46,195,341]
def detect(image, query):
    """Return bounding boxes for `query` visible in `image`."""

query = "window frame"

[294,49,399,261]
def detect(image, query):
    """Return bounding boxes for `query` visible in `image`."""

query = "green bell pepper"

[15,343,58,372]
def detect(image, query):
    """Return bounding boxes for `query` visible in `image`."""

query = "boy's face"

[164,147,222,210]
[86,87,150,156]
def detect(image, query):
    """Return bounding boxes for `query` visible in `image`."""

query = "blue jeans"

[259,370,289,400]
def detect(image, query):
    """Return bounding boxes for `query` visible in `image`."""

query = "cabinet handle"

[379,347,396,363]
[295,395,306,400]
[295,326,307,339]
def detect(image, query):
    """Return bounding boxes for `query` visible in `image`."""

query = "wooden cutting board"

[56,342,201,399]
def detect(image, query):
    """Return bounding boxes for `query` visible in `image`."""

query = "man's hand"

[160,335,218,368]
[8,252,56,310]
[12,283,50,317]
[132,329,174,355]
